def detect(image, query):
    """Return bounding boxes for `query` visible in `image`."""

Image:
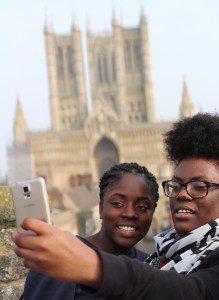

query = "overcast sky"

[0,0,219,177]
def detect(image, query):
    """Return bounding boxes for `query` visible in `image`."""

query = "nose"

[121,203,138,219]
[176,186,193,201]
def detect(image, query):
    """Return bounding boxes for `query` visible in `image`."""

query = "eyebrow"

[172,175,204,181]
[110,193,151,201]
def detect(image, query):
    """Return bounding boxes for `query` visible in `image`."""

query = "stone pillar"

[0,187,27,300]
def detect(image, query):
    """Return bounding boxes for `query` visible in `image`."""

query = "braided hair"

[99,162,159,206]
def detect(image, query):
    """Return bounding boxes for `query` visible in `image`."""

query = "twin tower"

[45,9,155,132]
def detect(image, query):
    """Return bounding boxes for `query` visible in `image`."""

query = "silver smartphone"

[11,177,51,234]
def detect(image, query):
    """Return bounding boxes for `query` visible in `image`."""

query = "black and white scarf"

[146,218,219,274]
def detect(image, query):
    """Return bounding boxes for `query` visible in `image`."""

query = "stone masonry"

[0,187,26,300]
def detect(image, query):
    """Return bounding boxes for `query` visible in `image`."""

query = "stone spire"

[112,8,119,27]
[13,95,28,147]
[44,14,53,34]
[86,15,92,35]
[179,77,196,118]
[140,5,147,24]
[71,13,79,31]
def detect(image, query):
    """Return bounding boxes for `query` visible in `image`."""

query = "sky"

[0,0,219,177]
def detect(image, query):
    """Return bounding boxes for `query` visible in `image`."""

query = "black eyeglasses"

[162,180,219,199]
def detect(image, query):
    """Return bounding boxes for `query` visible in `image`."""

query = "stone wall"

[0,187,27,300]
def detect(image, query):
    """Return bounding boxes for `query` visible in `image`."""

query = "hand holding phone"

[11,177,51,234]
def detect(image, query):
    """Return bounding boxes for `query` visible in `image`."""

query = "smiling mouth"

[175,208,195,215]
[117,226,136,232]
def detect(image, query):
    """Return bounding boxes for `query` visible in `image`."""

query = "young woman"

[13,113,219,300]
[21,162,158,299]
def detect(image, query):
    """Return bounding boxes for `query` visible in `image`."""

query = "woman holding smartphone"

[21,162,158,299]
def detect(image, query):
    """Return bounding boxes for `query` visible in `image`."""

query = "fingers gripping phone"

[11,177,51,234]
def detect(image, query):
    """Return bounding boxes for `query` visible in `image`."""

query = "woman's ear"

[99,201,103,219]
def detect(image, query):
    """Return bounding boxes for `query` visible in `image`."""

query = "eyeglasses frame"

[162,180,219,199]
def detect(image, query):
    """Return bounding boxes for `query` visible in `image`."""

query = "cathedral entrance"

[94,137,119,178]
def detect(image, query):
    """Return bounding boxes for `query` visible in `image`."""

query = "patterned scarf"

[146,218,219,274]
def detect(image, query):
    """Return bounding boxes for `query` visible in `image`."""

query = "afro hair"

[163,113,219,164]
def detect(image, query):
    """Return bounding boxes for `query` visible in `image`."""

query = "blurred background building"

[7,10,195,236]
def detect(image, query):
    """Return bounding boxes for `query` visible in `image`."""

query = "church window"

[124,40,132,71]
[95,119,99,130]
[98,52,109,84]
[111,96,116,109]
[112,53,116,82]
[134,42,141,70]
[67,46,74,77]
[98,55,103,83]
[57,47,64,79]
[103,56,109,83]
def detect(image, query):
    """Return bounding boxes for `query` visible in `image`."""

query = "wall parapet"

[0,187,26,300]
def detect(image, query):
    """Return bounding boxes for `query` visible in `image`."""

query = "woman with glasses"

[12,113,219,300]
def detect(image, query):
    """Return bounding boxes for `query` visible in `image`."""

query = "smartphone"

[11,177,51,234]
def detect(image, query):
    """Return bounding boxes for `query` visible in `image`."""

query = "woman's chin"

[173,220,197,234]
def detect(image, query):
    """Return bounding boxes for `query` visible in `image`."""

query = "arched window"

[103,56,109,83]
[98,55,103,83]
[134,42,141,70]
[57,47,64,79]
[67,46,74,77]
[124,40,132,71]
[112,53,116,82]
[98,52,109,84]
[94,137,119,178]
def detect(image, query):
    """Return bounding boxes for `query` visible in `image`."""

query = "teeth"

[177,209,194,214]
[118,226,136,232]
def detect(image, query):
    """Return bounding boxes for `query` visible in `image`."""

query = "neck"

[86,231,133,256]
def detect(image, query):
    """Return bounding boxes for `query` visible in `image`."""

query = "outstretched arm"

[12,219,219,299]
[90,249,219,300]
[12,218,102,287]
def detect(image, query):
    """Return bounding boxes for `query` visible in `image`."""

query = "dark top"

[90,247,219,300]
[22,236,148,300]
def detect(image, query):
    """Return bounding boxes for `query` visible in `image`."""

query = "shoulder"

[24,270,76,299]
[76,235,97,250]
[132,247,149,261]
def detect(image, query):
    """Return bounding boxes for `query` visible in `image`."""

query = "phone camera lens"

[23,186,29,193]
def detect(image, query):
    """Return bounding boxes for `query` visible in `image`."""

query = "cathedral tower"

[44,17,87,131]
[87,8,156,125]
